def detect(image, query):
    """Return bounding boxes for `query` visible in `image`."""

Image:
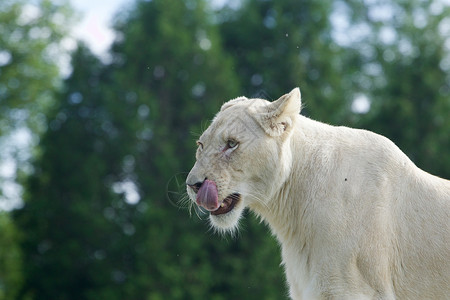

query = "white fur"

[186,88,450,299]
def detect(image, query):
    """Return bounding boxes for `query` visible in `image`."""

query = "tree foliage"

[351,0,450,178]
[0,0,74,134]
[14,45,144,300]
[0,213,22,300]
[108,0,285,298]
[0,1,74,298]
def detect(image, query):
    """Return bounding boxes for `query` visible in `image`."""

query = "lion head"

[186,88,301,232]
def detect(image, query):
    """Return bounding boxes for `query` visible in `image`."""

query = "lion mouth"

[211,193,240,216]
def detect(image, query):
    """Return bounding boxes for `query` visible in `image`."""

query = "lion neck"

[250,115,326,248]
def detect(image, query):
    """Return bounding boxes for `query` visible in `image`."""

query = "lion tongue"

[196,180,219,211]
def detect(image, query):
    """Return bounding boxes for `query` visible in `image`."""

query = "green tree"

[0,0,74,134]
[109,0,286,298]
[14,45,140,300]
[346,0,450,178]
[0,213,22,300]
[0,1,74,297]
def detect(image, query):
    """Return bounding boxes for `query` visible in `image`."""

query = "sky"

[70,0,133,57]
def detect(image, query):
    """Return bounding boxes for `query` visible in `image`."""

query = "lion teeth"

[220,203,224,207]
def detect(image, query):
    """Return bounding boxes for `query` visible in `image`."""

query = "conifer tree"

[14,45,140,300]
[0,213,22,300]
[109,0,286,298]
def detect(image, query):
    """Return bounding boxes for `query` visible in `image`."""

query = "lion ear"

[252,87,301,137]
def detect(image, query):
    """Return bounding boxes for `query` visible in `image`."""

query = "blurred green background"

[0,0,449,299]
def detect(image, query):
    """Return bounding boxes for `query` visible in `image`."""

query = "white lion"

[186,88,450,299]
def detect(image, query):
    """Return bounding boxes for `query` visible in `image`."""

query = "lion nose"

[187,179,205,194]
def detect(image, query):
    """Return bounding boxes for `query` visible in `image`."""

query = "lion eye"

[226,139,238,149]
[196,141,204,150]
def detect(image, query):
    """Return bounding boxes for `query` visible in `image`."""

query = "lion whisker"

[245,191,271,211]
